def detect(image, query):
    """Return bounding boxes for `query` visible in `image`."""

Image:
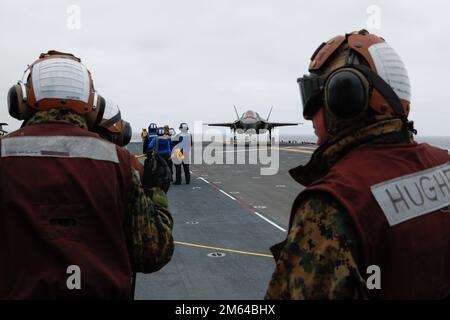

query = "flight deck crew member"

[172,123,192,185]
[148,127,173,179]
[163,125,171,138]
[1,51,174,299]
[144,122,158,154]
[141,128,148,141]
[266,30,450,300]
[163,125,174,176]
[169,127,176,137]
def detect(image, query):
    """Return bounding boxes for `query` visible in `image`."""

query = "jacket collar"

[289,117,414,186]
[24,108,88,130]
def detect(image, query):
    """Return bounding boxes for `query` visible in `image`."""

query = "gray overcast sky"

[0,0,449,136]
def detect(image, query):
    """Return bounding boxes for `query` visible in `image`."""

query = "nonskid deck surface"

[126,142,314,299]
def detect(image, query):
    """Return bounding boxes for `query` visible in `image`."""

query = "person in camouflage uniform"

[266,115,413,299]
[265,30,430,299]
[24,108,174,274]
[1,51,174,299]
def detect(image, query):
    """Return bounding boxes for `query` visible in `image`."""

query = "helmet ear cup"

[7,84,35,120]
[85,95,106,129]
[325,69,369,119]
[7,85,21,119]
[121,121,132,146]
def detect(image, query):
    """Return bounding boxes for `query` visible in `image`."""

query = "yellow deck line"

[174,241,273,258]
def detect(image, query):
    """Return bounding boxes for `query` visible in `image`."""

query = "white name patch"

[0,136,119,163]
[371,162,450,226]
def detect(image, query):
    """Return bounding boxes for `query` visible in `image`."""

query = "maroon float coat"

[0,122,133,299]
[292,143,450,299]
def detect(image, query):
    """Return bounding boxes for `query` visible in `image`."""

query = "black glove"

[143,152,172,193]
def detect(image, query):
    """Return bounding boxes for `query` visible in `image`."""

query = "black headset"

[120,121,132,146]
[324,64,405,119]
[7,80,32,120]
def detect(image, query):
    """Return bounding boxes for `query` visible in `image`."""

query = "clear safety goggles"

[100,99,122,130]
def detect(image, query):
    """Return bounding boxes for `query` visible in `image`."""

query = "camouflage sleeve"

[265,192,368,300]
[127,168,174,273]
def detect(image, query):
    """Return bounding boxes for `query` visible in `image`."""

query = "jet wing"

[266,122,300,129]
[207,123,237,128]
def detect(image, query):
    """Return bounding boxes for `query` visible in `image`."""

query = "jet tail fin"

[266,105,274,121]
[234,105,240,120]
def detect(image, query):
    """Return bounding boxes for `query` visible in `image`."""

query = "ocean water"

[415,136,450,151]
[280,135,450,151]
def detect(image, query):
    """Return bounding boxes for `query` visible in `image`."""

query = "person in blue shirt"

[143,123,158,154]
[148,127,173,180]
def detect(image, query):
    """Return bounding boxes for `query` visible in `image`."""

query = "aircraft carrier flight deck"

[126,142,316,300]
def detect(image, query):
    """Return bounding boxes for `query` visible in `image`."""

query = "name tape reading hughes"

[371,162,450,226]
